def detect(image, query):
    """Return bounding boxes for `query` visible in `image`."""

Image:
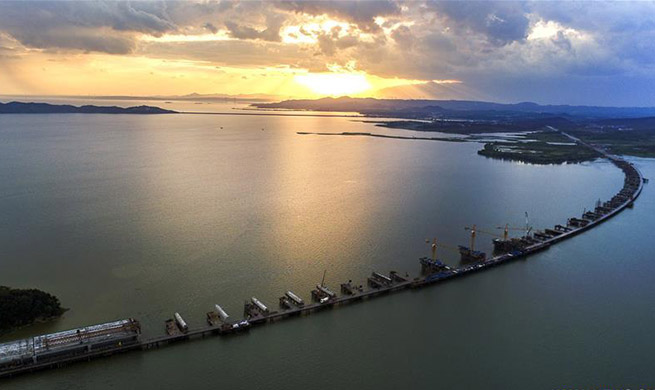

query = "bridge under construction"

[0,133,646,380]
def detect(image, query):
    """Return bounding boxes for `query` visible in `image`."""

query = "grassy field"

[570,129,655,158]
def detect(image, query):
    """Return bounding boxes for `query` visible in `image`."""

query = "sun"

[294,73,372,96]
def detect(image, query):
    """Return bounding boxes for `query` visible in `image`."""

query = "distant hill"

[57,92,282,103]
[174,92,281,102]
[253,96,655,119]
[0,101,176,114]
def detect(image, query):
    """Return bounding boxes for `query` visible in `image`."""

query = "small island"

[0,101,176,114]
[0,286,66,333]
[477,141,601,164]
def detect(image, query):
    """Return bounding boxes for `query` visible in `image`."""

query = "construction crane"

[463,225,477,252]
[496,212,532,239]
[496,224,533,239]
[320,269,327,287]
[465,225,502,238]
[424,237,461,258]
[463,225,503,251]
[421,237,457,275]
[456,225,488,263]
[423,238,438,260]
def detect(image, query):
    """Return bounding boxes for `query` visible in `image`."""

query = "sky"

[1,1,655,106]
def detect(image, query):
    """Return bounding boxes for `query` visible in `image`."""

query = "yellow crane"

[424,237,460,259]
[497,212,532,239]
[464,225,503,251]
[423,238,438,260]
[465,225,477,251]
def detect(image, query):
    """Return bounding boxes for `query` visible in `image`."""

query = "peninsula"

[0,286,65,334]
[0,101,176,114]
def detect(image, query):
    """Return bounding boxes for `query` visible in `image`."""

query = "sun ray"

[293,73,372,96]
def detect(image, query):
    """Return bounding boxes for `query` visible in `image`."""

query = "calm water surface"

[0,112,653,389]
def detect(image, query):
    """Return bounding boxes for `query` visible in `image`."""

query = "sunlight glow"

[527,20,589,41]
[294,73,372,96]
[282,18,352,44]
[432,79,462,84]
[0,47,427,98]
[528,20,561,40]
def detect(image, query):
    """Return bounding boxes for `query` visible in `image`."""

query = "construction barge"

[0,140,645,380]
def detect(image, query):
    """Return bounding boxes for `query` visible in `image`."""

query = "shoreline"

[296,131,466,142]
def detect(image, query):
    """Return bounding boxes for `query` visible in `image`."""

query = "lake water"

[0,109,654,389]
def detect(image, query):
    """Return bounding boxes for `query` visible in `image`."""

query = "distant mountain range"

[253,96,655,120]
[66,92,281,103]
[172,92,282,102]
[0,101,176,114]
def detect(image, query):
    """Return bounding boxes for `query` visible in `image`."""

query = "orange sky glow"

[1,1,653,105]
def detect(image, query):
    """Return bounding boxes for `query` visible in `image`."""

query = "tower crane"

[459,225,487,263]
[424,237,461,259]
[464,225,503,252]
[421,237,457,275]
[496,212,532,240]
[428,238,437,260]
[464,224,477,252]
[496,224,532,239]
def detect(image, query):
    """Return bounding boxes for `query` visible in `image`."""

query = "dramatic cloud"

[427,1,530,45]
[224,11,284,42]
[276,0,401,32]
[2,1,655,105]
[0,1,179,52]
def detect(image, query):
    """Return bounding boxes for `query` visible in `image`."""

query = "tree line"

[0,286,65,332]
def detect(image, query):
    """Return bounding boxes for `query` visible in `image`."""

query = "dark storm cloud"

[0,0,250,53]
[316,30,361,56]
[427,1,530,45]
[22,27,137,54]
[203,23,219,34]
[0,0,179,53]
[390,25,416,50]
[275,0,401,31]
[223,11,284,42]
[224,20,281,42]
[529,2,655,68]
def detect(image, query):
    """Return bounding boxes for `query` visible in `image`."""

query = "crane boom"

[496,212,532,239]
[465,226,502,238]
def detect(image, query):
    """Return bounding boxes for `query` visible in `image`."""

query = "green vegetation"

[570,129,655,158]
[309,114,655,163]
[476,130,601,164]
[477,139,600,164]
[375,117,575,135]
[0,286,66,333]
[377,120,525,134]
[524,131,575,143]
